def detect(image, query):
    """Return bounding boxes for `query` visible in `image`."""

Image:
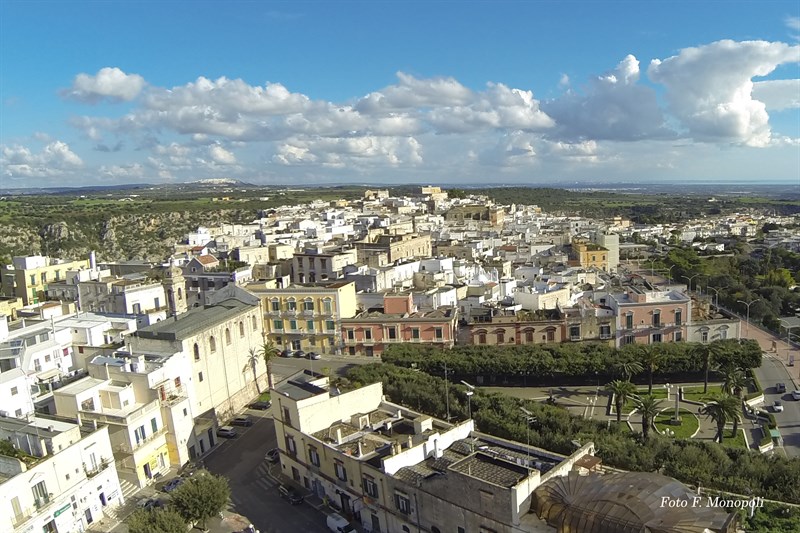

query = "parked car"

[162,477,185,493]
[138,498,165,510]
[280,349,293,358]
[249,400,271,410]
[306,352,321,360]
[776,383,786,393]
[792,390,800,401]
[774,400,784,412]
[265,448,280,463]
[231,416,253,427]
[293,350,306,358]
[278,484,304,505]
[326,513,355,532]
[217,426,237,438]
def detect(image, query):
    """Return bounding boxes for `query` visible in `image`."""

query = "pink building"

[341,293,458,356]
[607,287,691,348]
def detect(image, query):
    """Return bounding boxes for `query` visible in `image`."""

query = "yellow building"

[571,240,609,271]
[246,281,357,354]
[1,255,90,305]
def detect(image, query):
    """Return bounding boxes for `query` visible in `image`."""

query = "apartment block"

[341,293,458,357]
[1,255,90,305]
[77,276,166,316]
[0,414,122,533]
[469,309,566,346]
[292,247,359,284]
[248,281,357,354]
[272,375,597,533]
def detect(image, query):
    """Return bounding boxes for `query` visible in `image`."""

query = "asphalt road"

[269,352,376,383]
[753,353,800,458]
[203,409,330,533]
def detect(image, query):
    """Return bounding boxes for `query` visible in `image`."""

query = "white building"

[0,414,123,533]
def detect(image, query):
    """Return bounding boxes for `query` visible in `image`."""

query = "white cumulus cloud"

[648,39,800,146]
[208,144,237,165]
[752,79,800,110]
[63,67,146,103]
[1,141,83,178]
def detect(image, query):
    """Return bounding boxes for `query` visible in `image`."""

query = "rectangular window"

[323,300,333,314]
[624,334,635,346]
[525,330,533,342]
[41,272,47,284]
[287,300,297,311]
[271,300,280,312]
[653,311,661,327]
[34,359,42,372]
[309,446,320,467]
[600,325,611,339]
[347,329,355,340]
[625,314,634,329]
[306,320,315,332]
[32,480,49,507]
[652,333,662,343]
[411,328,420,340]
[45,353,51,362]
[198,371,204,382]
[434,327,443,340]
[675,310,682,326]
[497,330,505,344]
[151,418,158,433]
[29,274,36,286]
[11,386,18,395]
[364,328,372,340]
[701,331,709,343]
[334,460,347,481]
[546,330,555,342]
[674,331,683,342]
[303,300,314,311]
[289,320,298,331]
[273,319,283,330]
[388,327,397,340]
[569,325,581,340]
[286,435,296,456]
[395,493,411,514]
[363,475,379,498]
[720,329,728,340]
[325,320,335,331]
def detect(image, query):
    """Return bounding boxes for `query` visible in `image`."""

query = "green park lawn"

[654,409,700,439]
[621,388,668,413]
[682,384,724,402]
[722,428,748,449]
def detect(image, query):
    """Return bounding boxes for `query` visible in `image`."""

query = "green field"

[654,409,700,439]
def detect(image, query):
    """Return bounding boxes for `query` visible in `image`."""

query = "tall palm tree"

[613,359,643,382]
[694,341,724,394]
[606,379,638,423]
[700,395,741,443]
[720,366,747,399]
[247,348,261,394]
[633,394,662,441]
[258,339,278,390]
[639,345,664,395]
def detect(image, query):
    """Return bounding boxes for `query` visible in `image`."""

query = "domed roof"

[533,472,739,533]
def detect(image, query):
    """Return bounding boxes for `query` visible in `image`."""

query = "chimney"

[407,435,413,448]
[89,251,97,270]
[335,428,343,445]
[357,441,363,457]
[434,439,443,458]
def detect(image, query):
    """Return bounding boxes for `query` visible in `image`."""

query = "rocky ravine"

[0,209,255,263]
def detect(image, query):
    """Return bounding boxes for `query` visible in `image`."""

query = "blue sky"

[2,0,799,187]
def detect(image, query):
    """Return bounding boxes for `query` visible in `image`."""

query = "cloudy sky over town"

[1,1,799,186]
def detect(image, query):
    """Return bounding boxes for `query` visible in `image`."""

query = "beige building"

[444,205,505,226]
[272,375,597,533]
[292,247,358,284]
[0,414,123,533]
[355,233,432,266]
[2,255,91,305]
[247,281,357,354]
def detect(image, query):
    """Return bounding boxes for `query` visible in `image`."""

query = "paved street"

[203,409,331,533]
[269,352,377,383]
[753,353,800,457]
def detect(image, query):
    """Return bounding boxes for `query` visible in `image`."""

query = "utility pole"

[444,359,450,423]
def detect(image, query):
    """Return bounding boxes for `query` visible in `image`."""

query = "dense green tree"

[606,379,638,423]
[637,345,664,395]
[693,341,725,394]
[632,394,662,441]
[720,367,748,399]
[170,472,230,529]
[258,340,278,390]
[127,508,187,533]
[700,395,741,443]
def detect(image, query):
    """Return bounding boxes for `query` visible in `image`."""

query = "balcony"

[84,457,112,478]
[115,426,168,455]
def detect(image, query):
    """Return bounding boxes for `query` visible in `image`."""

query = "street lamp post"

[462,381,475,420]
[736,298,761,339]
[707,286,727,309]
[681,274,702,293]
[666,264,675,284]
[520,407,536,469]
[781,320,799,363]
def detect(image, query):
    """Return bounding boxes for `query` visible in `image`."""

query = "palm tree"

[606,379,638,423]
[258,339,278,390]
[700,395,741,443]
[613,359,643,382]
[720,366,747,399]
[694,341,724,394]
[638,345,664,395]
[633,394,662,441]
[247,348,261,394]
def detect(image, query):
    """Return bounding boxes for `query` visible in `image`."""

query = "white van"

[326,513,355,532]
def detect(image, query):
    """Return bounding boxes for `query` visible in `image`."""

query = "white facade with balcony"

[0,414,122,533]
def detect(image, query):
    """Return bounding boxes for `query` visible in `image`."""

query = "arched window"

[193,343,200,361]
[209,336,217,353]
[177,288,183,300]
[225,328,231,345]
[239,321,245,337]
